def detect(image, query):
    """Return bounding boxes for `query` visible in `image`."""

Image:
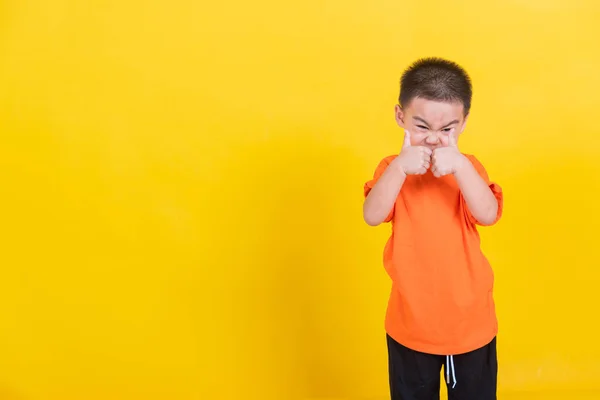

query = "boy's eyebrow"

[441,120,459,128]
[413,116,460,129]
[413,116,430,126]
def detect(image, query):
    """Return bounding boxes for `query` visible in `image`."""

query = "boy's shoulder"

[461,153,487,173]
[462,153,479,162]
[369,155,398,175]
[381,154,398,164]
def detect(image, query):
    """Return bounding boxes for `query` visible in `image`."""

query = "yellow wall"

[1,1,599,399]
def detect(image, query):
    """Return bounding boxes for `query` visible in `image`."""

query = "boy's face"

[395,97,468,150]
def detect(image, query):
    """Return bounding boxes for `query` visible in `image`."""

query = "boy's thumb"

[403,130,412,149]
[448,130,458,147]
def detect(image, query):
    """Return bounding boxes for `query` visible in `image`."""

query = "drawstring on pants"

[446,355,457,389]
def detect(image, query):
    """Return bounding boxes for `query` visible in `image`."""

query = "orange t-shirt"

[364,154,503,355]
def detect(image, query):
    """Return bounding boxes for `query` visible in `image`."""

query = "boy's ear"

[395,105,405,128]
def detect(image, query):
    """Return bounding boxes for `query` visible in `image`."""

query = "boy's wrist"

[453,154,471,176]
[390,157,408,178]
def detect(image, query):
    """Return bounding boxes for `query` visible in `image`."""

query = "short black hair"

[399,57,472,115]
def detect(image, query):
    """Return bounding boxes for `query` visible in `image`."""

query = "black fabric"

[386,334,497,400]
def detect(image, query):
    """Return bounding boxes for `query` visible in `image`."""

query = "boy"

[363,58,503,400]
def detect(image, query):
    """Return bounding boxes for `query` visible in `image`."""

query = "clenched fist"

[431,129,468,177]
[396,130,432,175]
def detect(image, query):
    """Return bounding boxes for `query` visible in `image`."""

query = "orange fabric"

[364,154,503,355]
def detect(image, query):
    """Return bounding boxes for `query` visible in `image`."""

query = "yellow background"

[0,0,599,399]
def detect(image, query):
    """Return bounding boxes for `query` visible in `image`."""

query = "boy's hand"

[431,130,468,178]
[395,130,432,175]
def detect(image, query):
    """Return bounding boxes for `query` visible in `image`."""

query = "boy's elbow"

[476,215,496,226]
[476,203,499,226]
[364,214,382,226]
[363,207,383,227]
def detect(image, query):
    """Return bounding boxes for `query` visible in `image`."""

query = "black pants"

[387,335,497,400]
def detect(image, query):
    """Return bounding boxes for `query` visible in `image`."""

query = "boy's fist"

[396,130,432,175]
[431,130,467,177]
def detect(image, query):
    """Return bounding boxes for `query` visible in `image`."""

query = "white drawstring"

[446,355,457,389]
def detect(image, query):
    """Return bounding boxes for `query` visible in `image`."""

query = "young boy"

[363,58,503,400]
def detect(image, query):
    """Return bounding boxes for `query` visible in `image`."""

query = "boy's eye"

[416,125,428,130]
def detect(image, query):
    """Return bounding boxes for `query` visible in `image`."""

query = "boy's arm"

[454,158,500,226]
[432,131,502,226]
[363,157,407,226]
[364,132,432,226]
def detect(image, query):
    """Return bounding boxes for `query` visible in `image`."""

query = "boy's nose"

[425,133,440,144]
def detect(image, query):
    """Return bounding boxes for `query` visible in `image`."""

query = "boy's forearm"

[453,158,498,225]
[363,159,406,226]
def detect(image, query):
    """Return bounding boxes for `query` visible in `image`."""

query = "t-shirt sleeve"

[461,155,503,226]
[364,156,396,223]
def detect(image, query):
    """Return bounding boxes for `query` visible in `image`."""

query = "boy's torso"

[381,155,497,356]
